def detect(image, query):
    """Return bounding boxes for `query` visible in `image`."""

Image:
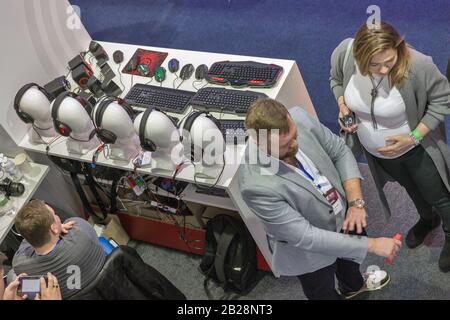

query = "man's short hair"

[245,98,289,136]
[15,199,54,247]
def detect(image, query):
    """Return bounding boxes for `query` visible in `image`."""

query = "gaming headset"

[180,111,224,161]
[14,83,53,125]
[93,97,134,144]
[51,91,96,140]
[139,108,179,152]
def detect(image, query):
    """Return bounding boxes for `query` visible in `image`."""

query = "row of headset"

[14,83,224,153]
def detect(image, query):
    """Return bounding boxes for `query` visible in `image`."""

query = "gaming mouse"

[155,67,166,82]
[168,58,179,73]
[195,64,209,80]
[127,55,139,72]
[113,50,124,64]
[180,64,195,80]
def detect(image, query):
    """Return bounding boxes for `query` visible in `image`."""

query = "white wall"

[0,0,92,215]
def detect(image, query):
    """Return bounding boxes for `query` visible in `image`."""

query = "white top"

[344,66,414,159]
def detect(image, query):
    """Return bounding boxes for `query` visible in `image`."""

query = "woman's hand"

[338,102,358,134]
[377,134,415,157]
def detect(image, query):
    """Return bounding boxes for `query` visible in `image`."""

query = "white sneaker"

[342,265,390,299]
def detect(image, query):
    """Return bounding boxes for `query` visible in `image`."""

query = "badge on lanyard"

[325,188,343,215]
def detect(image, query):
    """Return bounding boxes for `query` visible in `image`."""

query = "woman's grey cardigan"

[330,38,450,219]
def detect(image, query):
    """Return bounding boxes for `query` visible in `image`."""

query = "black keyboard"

[190,87,267,114]
[206,61,283,88]
[218,119,248,144]
[124,84,195,114]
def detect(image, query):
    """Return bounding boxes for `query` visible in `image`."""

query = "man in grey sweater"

[12,199,105,299]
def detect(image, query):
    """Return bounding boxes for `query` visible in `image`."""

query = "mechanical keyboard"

[124,84,195,114]
[190,87,267,114]
[206,61,283,88]
[218,119,248,145]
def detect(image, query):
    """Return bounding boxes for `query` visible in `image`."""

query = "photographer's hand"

[3,273,28,300]
[35,272,62,300]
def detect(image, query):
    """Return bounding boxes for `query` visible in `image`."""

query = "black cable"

[176,79,184,90]
[192,152,226,190]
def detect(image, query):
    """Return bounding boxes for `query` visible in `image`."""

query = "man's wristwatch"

[348,198,366,209]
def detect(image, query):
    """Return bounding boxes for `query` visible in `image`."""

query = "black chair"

[69,246,186,300]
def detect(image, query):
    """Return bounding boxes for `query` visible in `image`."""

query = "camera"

[340,114,355,127]
[17,275,47,299]
[0,178,25,198]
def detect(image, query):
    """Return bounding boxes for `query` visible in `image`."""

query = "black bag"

[199,214,260,299]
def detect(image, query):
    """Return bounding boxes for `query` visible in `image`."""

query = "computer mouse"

[180,64,195,80]
[155,67,166,82]
[138,64,150,76]
[195,64,209,80]
[113,50,124,64]
[168,58,179,73]
[127,55,139,72]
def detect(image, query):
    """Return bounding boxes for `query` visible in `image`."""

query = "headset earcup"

[14,83,41,124]
[54,120,72,137]
[97,129,116,144]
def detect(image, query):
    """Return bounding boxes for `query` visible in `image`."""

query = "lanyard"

[296,160,322,191]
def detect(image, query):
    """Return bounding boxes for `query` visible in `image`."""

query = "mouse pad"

[122,48,168,78]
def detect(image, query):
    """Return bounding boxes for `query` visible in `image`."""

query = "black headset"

[93,97,134,144]
[14,83,52,125]
[180,111,223,161]
[139,108,179,152]
[51,91,95,140]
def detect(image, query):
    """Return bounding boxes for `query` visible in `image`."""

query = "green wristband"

[411,129,423,141]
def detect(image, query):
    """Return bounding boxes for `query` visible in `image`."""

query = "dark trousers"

[297,230,366,300]
[373,146,450,233]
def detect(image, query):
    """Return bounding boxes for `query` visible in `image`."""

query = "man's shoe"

[341,268,390,299]
[405,216,441,249]
[439,237,450,273]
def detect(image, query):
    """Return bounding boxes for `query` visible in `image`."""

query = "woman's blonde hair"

[353,21,411,87]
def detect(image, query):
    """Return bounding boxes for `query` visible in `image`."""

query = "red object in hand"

[386,233,402,264]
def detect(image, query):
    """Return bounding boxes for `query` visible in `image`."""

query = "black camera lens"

[343,115,354,127]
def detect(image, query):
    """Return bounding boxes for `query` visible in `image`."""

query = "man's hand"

[3,273,28,300]
[35,273,62,300]
[377,134,414,157]
[367,237,402,262]
[343,207,367,234]
[61,220,76,234]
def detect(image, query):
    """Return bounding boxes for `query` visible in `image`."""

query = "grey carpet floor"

[129,163,450,300]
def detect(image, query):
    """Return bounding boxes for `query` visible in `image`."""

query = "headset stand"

[30,126,56,145]
[110,136,140,162]
[151,148,180,173]
[67,134,99,155]
[194,155,224,180]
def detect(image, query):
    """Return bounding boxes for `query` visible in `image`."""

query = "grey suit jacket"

[238,107,368,276]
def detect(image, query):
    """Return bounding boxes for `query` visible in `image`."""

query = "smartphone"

[17,275,47,299]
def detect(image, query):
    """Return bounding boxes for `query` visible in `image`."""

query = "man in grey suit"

[238,98,401,300]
